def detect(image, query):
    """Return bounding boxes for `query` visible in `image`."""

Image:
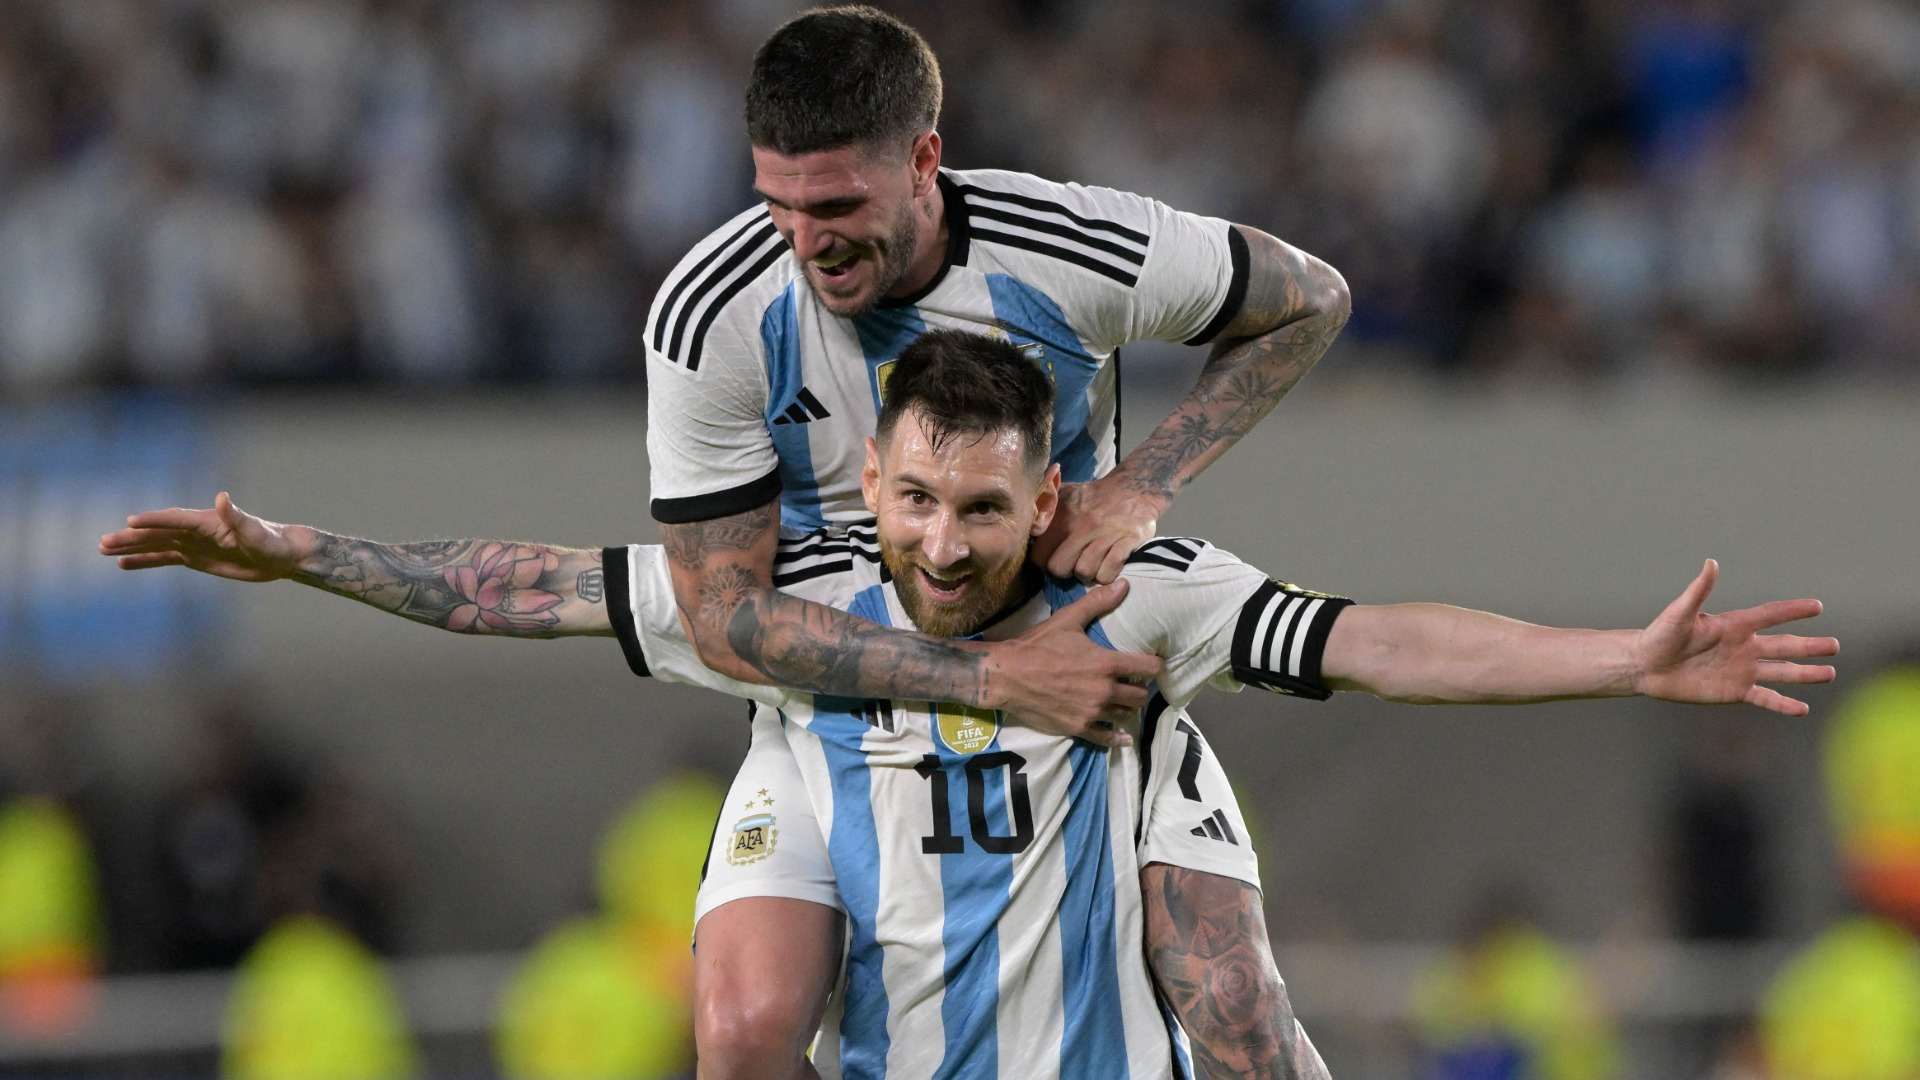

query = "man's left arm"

[1039,226,1350,583]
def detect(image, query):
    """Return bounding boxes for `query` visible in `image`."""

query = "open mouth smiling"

[918,565,971,600]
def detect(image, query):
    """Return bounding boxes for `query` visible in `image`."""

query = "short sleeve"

[602,544,791,709]
[1100,538,1352,710]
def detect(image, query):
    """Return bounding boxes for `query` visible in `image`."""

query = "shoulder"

[645,204,798,373]
[772,524,884,607]
[948,168,1155,289]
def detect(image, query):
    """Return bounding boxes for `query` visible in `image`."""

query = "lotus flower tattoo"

[443,543,563,632]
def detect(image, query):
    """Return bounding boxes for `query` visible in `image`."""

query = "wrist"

[285,524,334,579]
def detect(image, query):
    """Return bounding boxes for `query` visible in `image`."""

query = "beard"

[803,199,923,317]
[880,537,1031,639]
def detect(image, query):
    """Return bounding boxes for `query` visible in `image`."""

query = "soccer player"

[649,8,1348,1068]
[103,331,1837,1080]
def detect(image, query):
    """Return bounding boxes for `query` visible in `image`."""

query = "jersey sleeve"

[1113,192,1249,351]
[644,211,788,523]
[601,544,792,709]
[1099,538,1353,710]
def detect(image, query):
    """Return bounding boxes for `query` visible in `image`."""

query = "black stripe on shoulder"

[650,467,782,524]
[1125,537,1204,571]
[601,546,650,678]
[1185,226,1251,346]
[955,182,1150,246]
[684,239,788,371]
[651,213,773,354]
[966,204,1146,267]
[1134,692,1172,848]
[971,227,1140,287]
[658,219,782,368]
[772,559,854,588]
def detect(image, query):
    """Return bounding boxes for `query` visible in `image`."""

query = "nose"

[921,508,969,569]
[785,214,833,262]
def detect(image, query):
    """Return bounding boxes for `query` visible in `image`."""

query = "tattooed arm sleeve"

[659,501,995,702]
[290,534,612,638]
[1143,865,1331,1080]
[1115,226,1349,510]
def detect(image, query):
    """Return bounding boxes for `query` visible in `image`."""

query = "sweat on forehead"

[873,329,1054,471]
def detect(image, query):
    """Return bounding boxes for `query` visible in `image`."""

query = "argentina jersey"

[645,168,1250,531]
[602,533,1351,1079]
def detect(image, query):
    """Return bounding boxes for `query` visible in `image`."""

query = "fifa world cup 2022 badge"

[728,813,777,866]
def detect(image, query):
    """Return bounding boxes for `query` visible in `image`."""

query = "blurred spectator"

[1759,915,1920,1080]
[1825,665,1920,934]
[222,914,419,1080]
[1666,717,1775,941]
[0,0,1911,390]
[1412,890,1621,1080]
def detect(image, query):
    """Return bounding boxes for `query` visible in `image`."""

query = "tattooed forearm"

[289,534,609,637]
[1143,865,1330,1080]
[662,510,992,702]
[1120,227,1350,506]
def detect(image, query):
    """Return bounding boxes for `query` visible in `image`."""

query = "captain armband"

[1229,579,1353,700]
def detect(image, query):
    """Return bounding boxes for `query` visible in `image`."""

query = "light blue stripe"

[852,306,930,411]
[984,274,1101,482]
[930,718,1008,1079]
[1059,738,1129,1077]
[761,284,826,530]
[817,584,895,1077]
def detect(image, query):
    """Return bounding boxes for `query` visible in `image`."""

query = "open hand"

[1635,559,1838,716]
[983,578,1163,747]
[1031,474,1164,585]
[99,492,308,582]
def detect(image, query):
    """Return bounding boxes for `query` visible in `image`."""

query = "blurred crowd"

[1,0,1917,392]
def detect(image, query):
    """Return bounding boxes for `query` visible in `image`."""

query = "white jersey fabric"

[644,168,1251,529]
[602,532,1350,1080]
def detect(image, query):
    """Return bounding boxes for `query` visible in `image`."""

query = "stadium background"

[1,0,1916,1077]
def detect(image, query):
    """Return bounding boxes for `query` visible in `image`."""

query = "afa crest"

[726,813,777,866]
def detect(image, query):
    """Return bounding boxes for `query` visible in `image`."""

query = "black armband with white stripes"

[1230,579,1353,700]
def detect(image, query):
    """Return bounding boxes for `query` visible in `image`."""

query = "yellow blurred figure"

[222,915,418,1080]
[1761,916,1920,1080]
[597,772,726,998]
[1414,920,1621,1080]
[1826,667,1920,930]
[496,916,689,1080]
[0,795,102,1038]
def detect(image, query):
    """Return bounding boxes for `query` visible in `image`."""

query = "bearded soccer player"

[645,7,1349,1071]
[105,331,1837,1079]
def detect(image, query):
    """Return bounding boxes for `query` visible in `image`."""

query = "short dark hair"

[876,329,1054,473]
[745,6,941,156]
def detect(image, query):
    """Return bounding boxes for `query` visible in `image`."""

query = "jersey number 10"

[915,752,1035,856]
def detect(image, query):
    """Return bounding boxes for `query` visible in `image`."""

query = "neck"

[961,565,1045,640]
[886,176,948,300]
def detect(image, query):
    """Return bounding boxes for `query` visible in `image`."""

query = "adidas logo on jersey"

[1190,809,1239,845]
[772,387,833,425]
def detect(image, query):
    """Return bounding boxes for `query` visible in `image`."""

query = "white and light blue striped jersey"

[644,168,1251,530]
[602,532,1350,1079]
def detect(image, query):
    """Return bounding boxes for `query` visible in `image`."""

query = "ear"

[862,436,882,515]
[1029,463,1061,537]
[910,130,941,197]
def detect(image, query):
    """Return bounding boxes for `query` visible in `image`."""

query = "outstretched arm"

[1037,226,1350,583]
[660,501,1161,746]
[100,493,611,637]
[1322,560,1838,715]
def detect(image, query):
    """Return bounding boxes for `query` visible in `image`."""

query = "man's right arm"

[659,500,1160,744]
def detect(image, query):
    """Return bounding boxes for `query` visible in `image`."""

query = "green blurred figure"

[222,915,418,1080]
[1826,667,1920,932]
[1414,905,1621,1080]
[497,771,724,1080]
[0,795,103,1038]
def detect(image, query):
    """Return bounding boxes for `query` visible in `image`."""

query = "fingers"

[1669,558,1718,621]
[1758,634,1840,660]
[1046,530,1095,580]
[1081,720,1135,750]
[1082,535,1140,586]
[121,506,214,531]
[1744,685,1811,717]
[1756,659,1838,685]
[1731,598,1824,632]
[1053,578,1130,627]
[99,527,194,556]
[114,552,189,571]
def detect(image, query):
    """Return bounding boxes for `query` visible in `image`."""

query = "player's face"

[753,134,940,318]
[864,411,1059,638]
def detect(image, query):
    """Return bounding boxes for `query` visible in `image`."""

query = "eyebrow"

[892,472,1013,507]
[753,188,870,215]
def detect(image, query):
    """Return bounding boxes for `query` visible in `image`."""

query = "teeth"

[813,249,855,270]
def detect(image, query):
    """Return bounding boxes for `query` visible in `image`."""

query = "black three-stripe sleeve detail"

[1174,717,1204,801]
[650,466,782,524]
[966,205,1147,266]
[601,547,650,678]
[969,227,1141,287]
[1185,226,1252,346]
[953,184,1150,244]
[651,215,770,354]
[772,560,854,587]
[1125,537,1203,572]
[685,240,788,371]
[1229,579,1353,700]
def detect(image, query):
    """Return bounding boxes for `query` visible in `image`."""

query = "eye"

[904,491,930,506]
